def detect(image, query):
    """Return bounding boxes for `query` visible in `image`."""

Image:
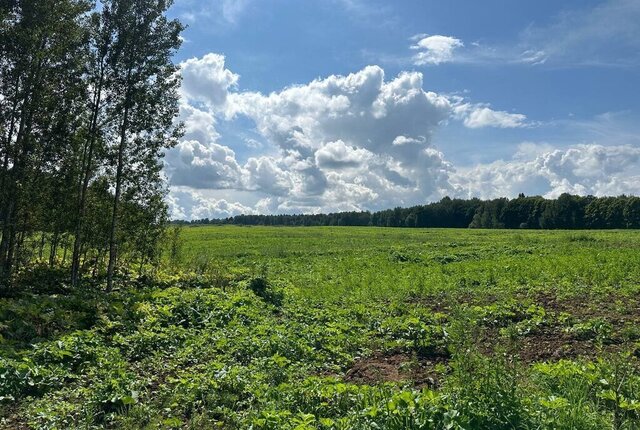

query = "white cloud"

[244,138,263,149]
[223,65,457,211]
[453,144,640,199]
[519,50,547,65]
[165,53,639,219]
[173,0,253,26]
[411,35,464,65]
[434,0,640,68]
[167,54,543,217]
[168,142,640,219]
[179,54,239,108]
[463,106,528,129]
[168,188,255,220]
[315,140,372,169]
[244,156,292,195]
[392,136,426,146]
[451,102,529,129]
[221,0,251,24]
[164,140,243,189]
[164,85,238,193]
[179,102,219,143]
[227,66,451,157]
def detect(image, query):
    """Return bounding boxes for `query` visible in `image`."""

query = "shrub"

[248,277,284,307]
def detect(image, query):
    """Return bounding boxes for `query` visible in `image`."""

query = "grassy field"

[2,226,640,429]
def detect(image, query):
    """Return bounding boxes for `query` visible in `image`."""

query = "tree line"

[0,0,183,288]
[180,194,640,229]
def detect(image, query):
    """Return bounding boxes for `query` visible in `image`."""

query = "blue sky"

[163,0,640,219]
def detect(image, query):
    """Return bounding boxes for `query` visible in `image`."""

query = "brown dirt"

[479,322,628,364]
[344,352,448,388]
[414,290,640,323]
[517,327,610,362]
[0,405,30,430]
[147,368,175,394]
[532,291,640,323]
[355,292,640,387]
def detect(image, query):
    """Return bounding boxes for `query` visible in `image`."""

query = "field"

[2,226,640,429]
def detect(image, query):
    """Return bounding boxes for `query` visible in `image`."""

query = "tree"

[469,199,507,229]
[0,0,91,279]
[0,0,183,290]
[70,6,114,287]
[623,197,640,228]
[103,0,183,290]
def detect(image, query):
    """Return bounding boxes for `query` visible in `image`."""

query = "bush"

[248,277,284,307]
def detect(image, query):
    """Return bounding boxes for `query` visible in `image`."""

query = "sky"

[164,0,640,220]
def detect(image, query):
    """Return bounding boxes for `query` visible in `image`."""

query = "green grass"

[2,226,640,429]
[179,226,640,301]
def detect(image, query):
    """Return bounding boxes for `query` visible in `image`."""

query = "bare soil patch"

[517,328,608,362]
[533,291,640,323]
[0,405,30,430]
[345,351,448,388]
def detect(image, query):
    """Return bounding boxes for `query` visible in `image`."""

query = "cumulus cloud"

[167,188,255,220]
[164,52,638,220]
[164,140,243,189]
[165,95,244,192]
[393,135,426,146]
[166,54,544,217]
[179,102,220,143]
[165,54,243,193]
[315,140,372,169]
[179,54,239,108]
[453,144,640,199]
[168,142,640,220]
[451,102,529,129]
[222,65,456,211]
[227,66,451,158]
[411,35,464,65]
[244,156,292,195]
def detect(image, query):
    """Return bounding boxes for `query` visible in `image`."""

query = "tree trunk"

[0,199,16,277]
[62,238,68,265]
[138,255,145,277]
[0,57,43,279]
[93,247,105,278]
[71,63,105,287]
[0,82,19,214]
[0,106,26,277]
[106,68,132,291]
[14,211,29,271]
[38,232,46,261]
[49,230,59,268]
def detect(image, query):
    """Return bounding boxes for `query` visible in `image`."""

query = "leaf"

[598,389,617,402]
[319,417,335,426]
[120,395,137,405]
[163,417,183,427]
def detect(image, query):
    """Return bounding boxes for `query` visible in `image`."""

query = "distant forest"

[177,194,640,229]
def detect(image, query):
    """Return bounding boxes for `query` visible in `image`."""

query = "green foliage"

[248,277,285,308]
[567,318,614,342]
[0,0,183,286]
[3,228,640,429]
